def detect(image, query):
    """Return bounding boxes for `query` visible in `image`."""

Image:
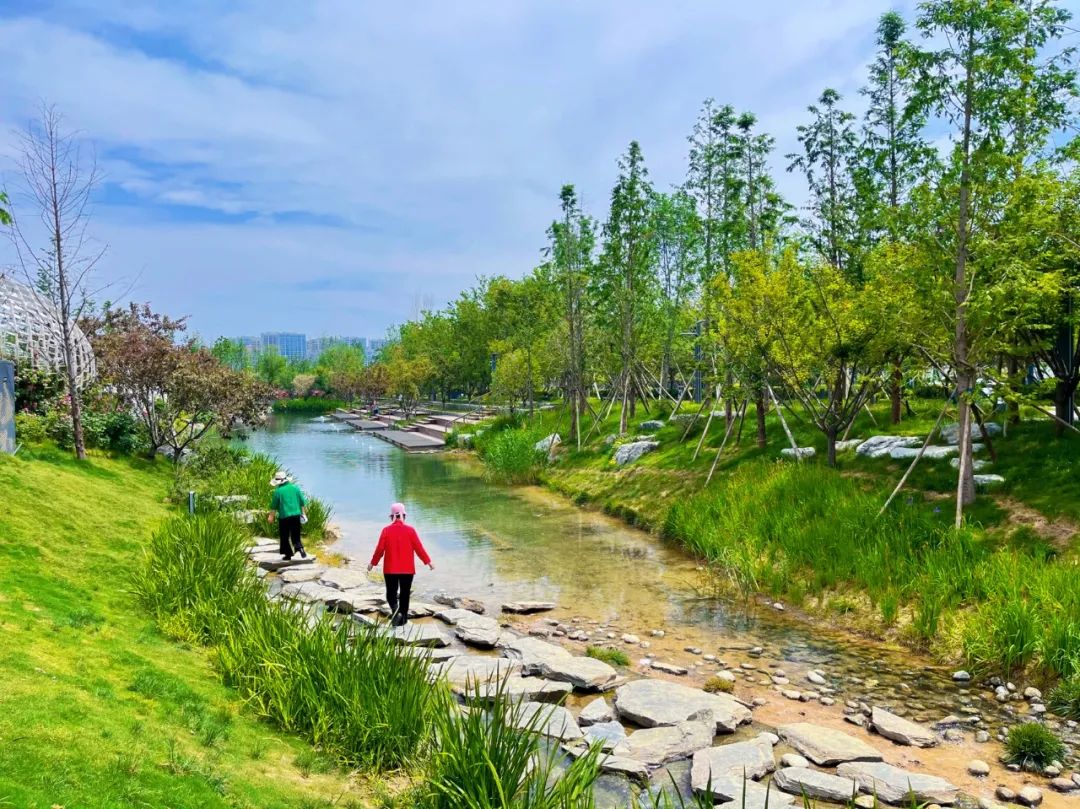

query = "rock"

[780,753,810,769]
[1050,778,1075,793]
[807,671,827,686]
[501,601,556,615]
[837,762,958,805]
[940,421,1001,445]
[535,433,561,453]
[996,788,1018,803]
[697,777,796,809]
[622,634,640,645]
[836,439,864,452]
[215,494,249,505]
[639,420,664,433]
[975,730,990,743]
[377,601,436,619]
[856,435,922,458]
[778,723,883,766]
[952,671,972,682]
[279,581,349,605]
[510,702,582,741]
[326,590,385,614]
[855,796,877,809]
[621,720,715,767]
[318,567,373,590]
[613,440,660,466]
[1044,764,1059,776]
[1016,787,1043,806]
[433,593,486,614]
[584,721,627,751]
[434,608,477,625]
[968,760,990,776]
[774,767,861,803]
[457,433,474,448]
[974,474,1006,487]
[690,738,776,796]
[454,613,503,648]
[781,447,816,459]
[474,675,572,704]
[950,457,990,471]
[279,565,327,583]
[502,637,618,691]
[615,679,752,734]
[579,697,615,726]
[871,707,937,748]
[650,661,688,676]
[889,444,959,460]
[589,752,649,780]
[251,552,317,572]
[1023,687,1042,700]
[389,622,450,648]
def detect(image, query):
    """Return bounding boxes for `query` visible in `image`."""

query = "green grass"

[1048,677,1080,721]
[0,444,374,808]
[272,397,348,414]
[585,645,630,667]
[1003,722,1067,772]
[474,423,547,484]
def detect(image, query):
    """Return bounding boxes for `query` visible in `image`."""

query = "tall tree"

[651,190,701,396]
[788,89,864,282]
[597,141,657,434]
[546,185,595,447]
[9,104,107,460]
[909,0,1077,522]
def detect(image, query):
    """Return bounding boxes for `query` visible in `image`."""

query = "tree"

[596,141,657,433]
[358,362,390,405]
[909,0,1076,520]
[787,89,864,282]
[384,345,434,418]
[89,303,270,460]
[292,373,317,398]
[211,337,249,371]
[8,104,107,460]
[546,185,595,447]
[255,347,289,388]
[651,190,700,395]
[316,342,366,401]
[0,192,11,226]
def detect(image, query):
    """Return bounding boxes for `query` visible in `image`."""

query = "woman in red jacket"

[367,502,434,626]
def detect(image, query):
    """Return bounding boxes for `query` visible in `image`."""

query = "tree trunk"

[827,427,838,468]
[890,359,902,425]
[755,390,767,448]
[1054,379,1078,438]
[67,365,87,460]
[1007,355,1022,425]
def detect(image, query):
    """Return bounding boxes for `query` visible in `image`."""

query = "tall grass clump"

[133,513,262,642]
[1003,722,1066,771]
[476,427,546,485]
[1049,677,1080,721]
[423,681,600,809]
[215,603,439,770]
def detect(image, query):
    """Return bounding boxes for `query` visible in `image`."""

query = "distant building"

[306,336,366,361]
[261,332,307,363]
[367,338,388,358]
[238,336,260,355]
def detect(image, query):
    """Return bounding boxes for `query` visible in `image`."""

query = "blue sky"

[0,0,930,342]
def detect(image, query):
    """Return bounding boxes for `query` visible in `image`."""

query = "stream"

[243,414,1076,807]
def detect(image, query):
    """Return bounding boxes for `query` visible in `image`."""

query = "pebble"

[752,697,767,707]
[968,760,990,777]
[820,697,835,706]
[740,662,756,670]
[1024,687,1042,701]
[703,654,716,662]
[1050,778,1076,793]
[772,676,790,686]
[978,799,1005,809]
[781,689,802,701]
[975,731,990,743]
[845,714,867,728]
[1074,773,1080,787]
[621,634,639,644]
[772,602,785,611]
[639,641,651,650]
[1016,787,1043,807]
[854,797,876,809]
[953,670,973,682]
[780,753,810,769]
[807,671,827,685]
[749,646,763,656]
[944,729,965,742]
[1044,765,1060,777]
[649,629,665,638]
[685,646,702,655]
[996,787,1016,803]
[1030,704,1046,715]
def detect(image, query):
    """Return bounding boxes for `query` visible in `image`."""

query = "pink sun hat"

[390,502,407,519]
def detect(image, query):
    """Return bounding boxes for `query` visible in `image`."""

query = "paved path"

[372,429,445,451]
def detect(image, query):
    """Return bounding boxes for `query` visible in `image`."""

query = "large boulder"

[870,707,937,748]
[535,433,561,454]
[613,441,659,466]
[503,637,619,691]
[690,738,775,797]
[939,421,1001,445]
[454,613,503,648]
[510,702,582,741]
[639,420,665,433]
[621,720,715,767]
[780,447,815,459]
[773,767,860,803]
[889,445,957,460]
[856,435,922,459]
[837,761,959,805]
[777,723,883,766]
[614,679,752,734]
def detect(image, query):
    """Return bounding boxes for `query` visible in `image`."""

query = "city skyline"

[236,332,389,362]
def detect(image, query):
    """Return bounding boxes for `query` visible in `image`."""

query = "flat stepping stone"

[621,720,715,767]
[434,608,477,625]
[326,590,385,613]
[279,565,327,583]
[837,761,958,805]
[699,777,795,809]
[248,538,278,554]
[434,593,486,614]
[502,637,618,692]
[389,622,450,648]
[318,567,375,591]
[870,707,937,748]
[615,679,752,734]
[400,646,460,664]
[690,738,776,798]
[432,655,523,688]
[778,723,883,766]
[773,767,860,803]
[378,602,435,619]
[563,747,649,780]
[502,601,556,614]
[251,552,317,572]
[579,697,614,726]
[584,721,626,751]
[453,614,503,648]
[509,703,582,741]
[470,675,572,704]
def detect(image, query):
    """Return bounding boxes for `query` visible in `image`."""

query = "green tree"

[0,191,11,226]
[211,337,249,371]
[596,141,657,434]
[316,342,367,401]
[255,347,289,389]
[651,190,700,395]
[908,0,1077,519]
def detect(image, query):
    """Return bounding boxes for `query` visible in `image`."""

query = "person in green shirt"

[267,471,308,560]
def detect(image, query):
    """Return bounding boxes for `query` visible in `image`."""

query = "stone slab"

[837,761,958,805]
[778,723,883,766]
[510,702,582,741]
[622,721,715,767]
[502,601,557,614]
[871,707,937,748]
[690,738,775,797]
[615,679,752,734]
[251,552,317,572]
[773,767,860,803]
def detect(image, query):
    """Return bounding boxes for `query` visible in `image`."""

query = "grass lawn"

[0,445,381,809]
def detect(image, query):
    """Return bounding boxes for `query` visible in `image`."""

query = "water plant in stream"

[1003,722,1067,772]
[475,426,547,484]
[586,645,630,667]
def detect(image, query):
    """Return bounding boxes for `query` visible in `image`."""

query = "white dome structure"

[0,274,96,388]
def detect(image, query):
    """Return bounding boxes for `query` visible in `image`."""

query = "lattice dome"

[0,274,96,388]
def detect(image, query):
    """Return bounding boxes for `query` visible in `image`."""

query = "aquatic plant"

[1003,722,1066,771]
[702,675,734,694]
[585,645,630,667]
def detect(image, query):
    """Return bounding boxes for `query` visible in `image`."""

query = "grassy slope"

[0,446,375,809]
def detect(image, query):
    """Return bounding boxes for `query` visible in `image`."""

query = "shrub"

[477,427,545,485]
[14,411,47,443]
[1048,677,1080,721]
[585,646,629,667]
[272,397,347,414]
[702,676,734,694]
[1003,722,1066,771]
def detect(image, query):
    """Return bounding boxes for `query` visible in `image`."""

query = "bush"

[272,397,347,414]
[702,676,734,694]
[14,411,47,444]
[1048,677,1080,721]
[1003,722,1066,771]
[476,427,545,484]
[586,646,629,667]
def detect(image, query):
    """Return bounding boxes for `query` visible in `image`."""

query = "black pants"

[278,515,304,558]
[385,574,414,626]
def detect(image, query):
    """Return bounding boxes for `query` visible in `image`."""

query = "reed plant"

[476,426,547,485]
[1004,722,1066,771]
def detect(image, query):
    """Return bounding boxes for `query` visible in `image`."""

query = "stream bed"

[243,414,1077,807]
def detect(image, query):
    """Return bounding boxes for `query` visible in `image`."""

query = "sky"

[0,0,936,343]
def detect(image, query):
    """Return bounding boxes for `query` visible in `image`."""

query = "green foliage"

[475,426,546,484]
[585,646,629,667]
[702,675,734,694]
[1003,722,1066,772]
[11,361,65,412]
[1048,678,1080,721]
[14,411,47,443]
[272,397,347,414]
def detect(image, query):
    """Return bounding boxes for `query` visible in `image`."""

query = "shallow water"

[244,415,1076,806]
